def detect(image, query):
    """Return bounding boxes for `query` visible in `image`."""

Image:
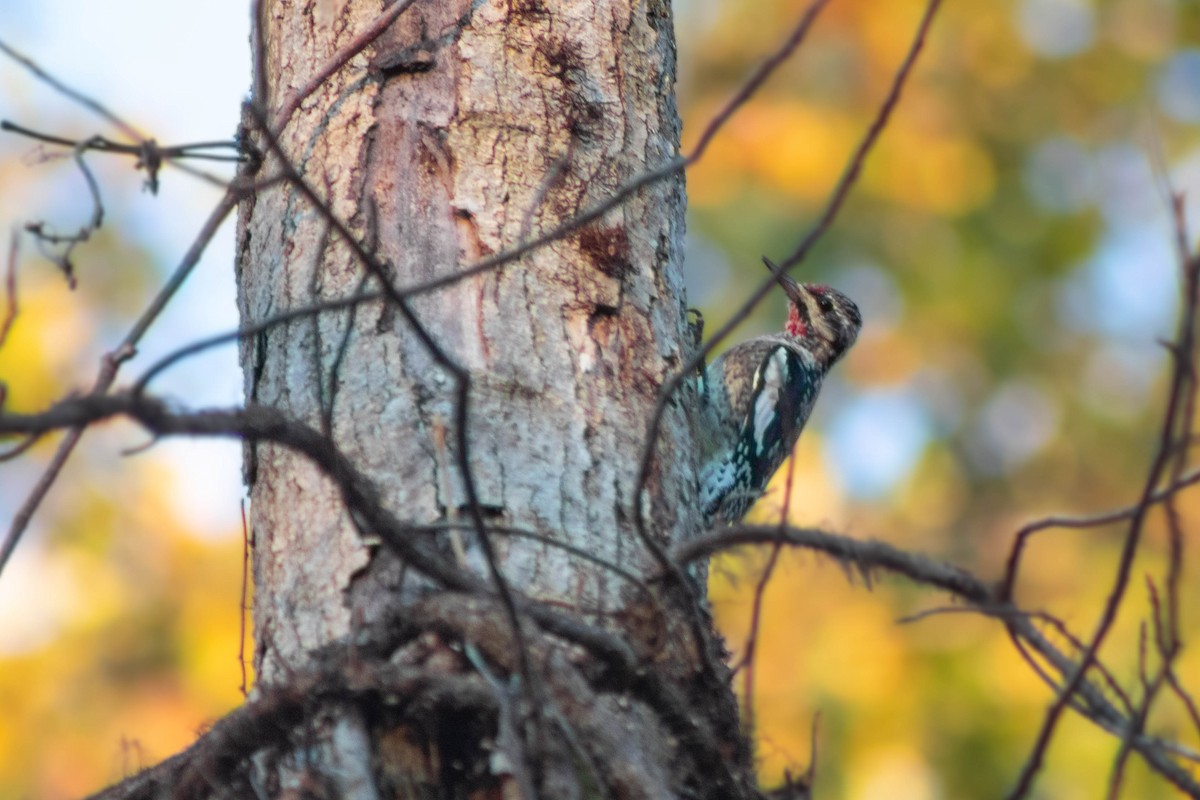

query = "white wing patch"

[699,457,736,516]
[751,348,789,456]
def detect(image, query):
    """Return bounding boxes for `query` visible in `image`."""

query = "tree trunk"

[241,0,694,678]
[208,0,755,798]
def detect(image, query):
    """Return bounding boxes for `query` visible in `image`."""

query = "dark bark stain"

[370,0,481,81]
[371,48,436,76]
[536,35,606,143]
[578,224,632,280]
[510,0,549,19]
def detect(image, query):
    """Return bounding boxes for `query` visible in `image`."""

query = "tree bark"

[192,0,756,798]
[240,0,695,679]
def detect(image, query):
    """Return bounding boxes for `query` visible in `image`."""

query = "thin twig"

[0,45,247,191]
[133,297,386,394]
[687,0,833,162]
[464,642,540,800]
[1160,194,1196,673]
[739,456,799,738]
[902,604,1136,718]
[739,541,781,737]
[239,500,251,698]
[1,121,241,161]
[0,39,142,141]
[251,0,268,107]
[410,521,655,598]
[22,136,106,288]
[672,522,1200,794]
[1145,580,1200,741]
[0,433,42,462]
[1147,578,1200,743]
[0,231,17,351]
[1000,464,1200,602]
[1104,582,1166,800]
[2,119,242,193]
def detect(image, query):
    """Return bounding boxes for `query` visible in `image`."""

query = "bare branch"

[689,0,832,162]
[677,524,990,604]
[674,523,1200,795]
[1005,195,1200,800]
[736,541,782,737]
[738,458,800,738]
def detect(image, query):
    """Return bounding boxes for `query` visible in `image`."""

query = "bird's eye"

[816,295,833,314]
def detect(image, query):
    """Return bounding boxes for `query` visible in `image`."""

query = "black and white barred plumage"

[698,264,861,524]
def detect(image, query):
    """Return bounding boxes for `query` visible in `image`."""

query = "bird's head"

[766,258,862,367]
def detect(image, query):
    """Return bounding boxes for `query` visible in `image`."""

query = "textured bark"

[239,0,694,681]
[82,3,767,798]
[212,0,754,798]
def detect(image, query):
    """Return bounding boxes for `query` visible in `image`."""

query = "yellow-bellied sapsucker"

[698,264,861,525]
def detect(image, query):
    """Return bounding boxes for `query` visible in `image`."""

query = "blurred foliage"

[685,0,1200,796]
[3,0,1200,798]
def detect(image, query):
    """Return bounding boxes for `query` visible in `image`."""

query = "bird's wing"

[707,343,822,522]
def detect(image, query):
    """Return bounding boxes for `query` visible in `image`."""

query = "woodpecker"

[698,260,861,524]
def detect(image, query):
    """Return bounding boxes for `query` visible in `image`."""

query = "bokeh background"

[2,0,1199,797]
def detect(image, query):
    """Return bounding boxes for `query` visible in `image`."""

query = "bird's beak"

[762,256,807,305]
